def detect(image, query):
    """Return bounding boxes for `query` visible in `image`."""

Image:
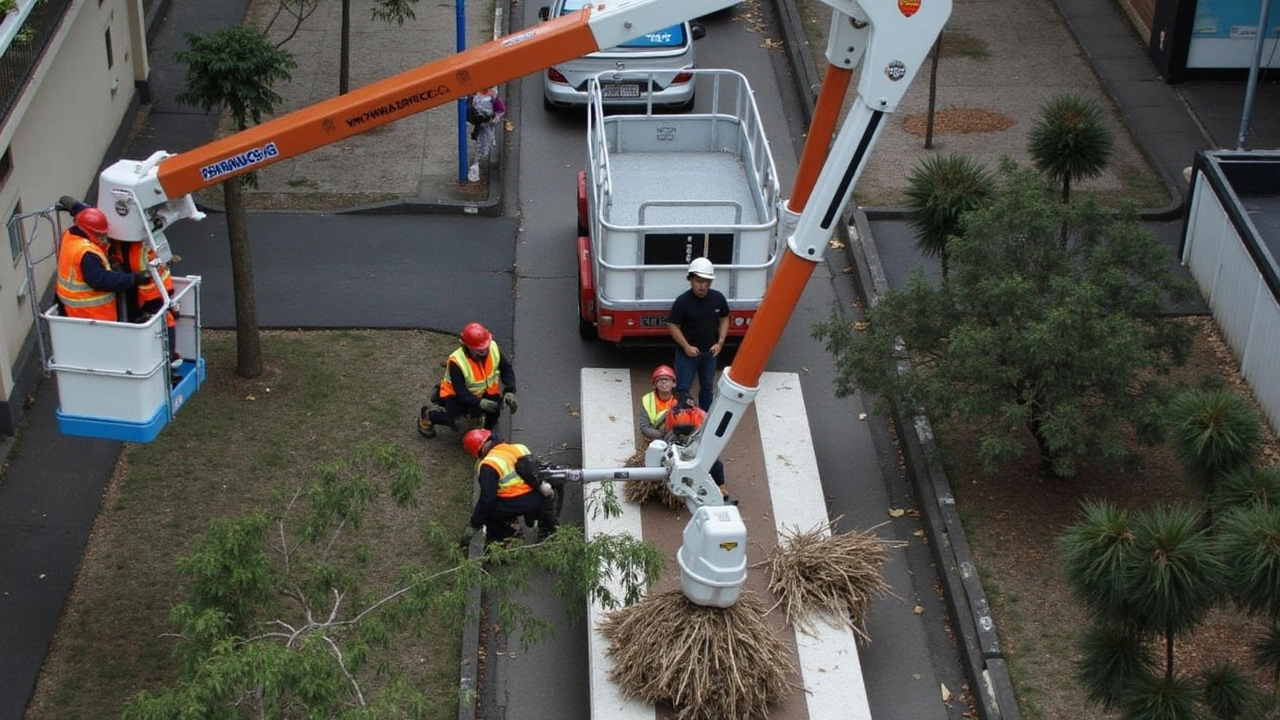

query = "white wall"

[0,0,145,401]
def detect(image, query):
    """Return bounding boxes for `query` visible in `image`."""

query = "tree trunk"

[340,0,351,95]
[924,36,941,150]
[223,179,263,378]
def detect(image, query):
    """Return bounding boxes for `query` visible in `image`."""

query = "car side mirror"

[690,22,706,41]
[538,6,550,20]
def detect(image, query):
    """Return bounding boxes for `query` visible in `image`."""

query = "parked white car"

[538,0,706,111]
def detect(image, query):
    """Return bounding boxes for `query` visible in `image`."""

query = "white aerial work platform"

[12,208,204,443]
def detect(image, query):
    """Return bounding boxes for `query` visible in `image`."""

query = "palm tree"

[1028,94,1113,204]
[176,28,297,378]
[903,154,993,281]
[1167,388,1262,497]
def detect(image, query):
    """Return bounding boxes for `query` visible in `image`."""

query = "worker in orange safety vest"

[54,197,149,322]
[664,392,735,505]
[117,240,183,369]
[457,429,557,547]
[419,322,517,438]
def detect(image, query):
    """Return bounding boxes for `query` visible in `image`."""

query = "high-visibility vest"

[440,343,502,398]
[479,442,533,499]
[123,242,175,327]
[641,391,678,427]
[56,231,117,321]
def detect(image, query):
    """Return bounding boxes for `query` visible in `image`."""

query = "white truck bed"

[604,151,761,227]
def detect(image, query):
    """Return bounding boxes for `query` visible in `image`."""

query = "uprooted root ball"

[622,447,684,509]
[765,519,900,640]
[599,589,794,720]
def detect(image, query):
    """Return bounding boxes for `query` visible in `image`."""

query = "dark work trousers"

[427,393,501,431]
[483,490,558,542]
[674,349,717,411]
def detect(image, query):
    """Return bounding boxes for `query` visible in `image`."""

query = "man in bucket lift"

[418,322,517,438]
[458,428,558,548]
[54,197,150,322]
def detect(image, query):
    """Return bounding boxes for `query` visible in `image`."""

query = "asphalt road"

[484,3,972,719]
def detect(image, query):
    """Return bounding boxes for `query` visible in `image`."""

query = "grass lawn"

[26,329,476,720]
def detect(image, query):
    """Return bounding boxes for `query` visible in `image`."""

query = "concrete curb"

[848,209,1020,720]
[768,1,1020,718]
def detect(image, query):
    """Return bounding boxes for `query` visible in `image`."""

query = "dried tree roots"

[599,589,795,720]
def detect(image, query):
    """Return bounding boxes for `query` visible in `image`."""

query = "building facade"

[0,0,149,435]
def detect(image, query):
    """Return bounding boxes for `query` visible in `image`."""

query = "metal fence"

[0,0,74,128]
[1181,150,1280,436]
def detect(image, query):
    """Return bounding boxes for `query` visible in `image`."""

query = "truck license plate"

[602,84,641,98]
[641,315,667,327]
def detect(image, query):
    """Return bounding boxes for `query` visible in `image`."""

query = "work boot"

[418,406,436,438]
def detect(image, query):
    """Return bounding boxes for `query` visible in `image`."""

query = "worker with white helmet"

[666,257,729,411]
[419,322,517,438]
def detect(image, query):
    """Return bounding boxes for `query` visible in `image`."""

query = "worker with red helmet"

[419,322,517,438]
[54,196,150,321]
[638,364,680,441]
[457,429,557,548]
[664,391,733,505]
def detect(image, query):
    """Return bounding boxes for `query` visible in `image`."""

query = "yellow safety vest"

[440,343,502,398]
[479,442,533,499]
[641,391,678,427]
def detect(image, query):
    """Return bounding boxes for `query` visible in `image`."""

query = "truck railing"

[584,68,782,308]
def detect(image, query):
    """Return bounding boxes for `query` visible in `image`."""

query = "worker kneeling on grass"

[458,429,558,548]
[419,322,517,438]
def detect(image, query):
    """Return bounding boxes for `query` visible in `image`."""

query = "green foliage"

[814,162,1194,478]
[1219,503,1280,619]
[1168,388,1263,493]
[1059,500,1137,623]
[1124,505,1224,642]
[1250,625,1280,691]
[903,154,994,280]
[176,512,276,633]
[125,442,663,717]
[174,26,297,131]
[1211,465,1280,518]
[371,0,419,25]
[1074,623,1157,709]
[1029,94,1114,203]
[1118,673,1199,720]
[1200,661,1255,720]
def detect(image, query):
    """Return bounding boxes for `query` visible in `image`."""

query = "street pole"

[458,0,469,182]
[1236,0,1274,150]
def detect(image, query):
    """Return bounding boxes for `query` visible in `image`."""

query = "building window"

[9,199,24,262]
[104,28,114,69]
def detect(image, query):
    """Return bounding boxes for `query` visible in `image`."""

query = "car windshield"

[558,0,687,47]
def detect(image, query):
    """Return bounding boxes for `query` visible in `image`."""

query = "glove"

[458,525,480,548]
[479,398,500,413]
[132,271,151,286]
[58,196,79,213]
[503,392,518,414]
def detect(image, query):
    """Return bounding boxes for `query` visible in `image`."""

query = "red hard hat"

[461,322,492,352]
[652,365,676,384]
[75,208,109,235]
[463,428,492,458]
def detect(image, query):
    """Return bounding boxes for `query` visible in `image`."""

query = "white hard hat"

[688,257,715,280]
